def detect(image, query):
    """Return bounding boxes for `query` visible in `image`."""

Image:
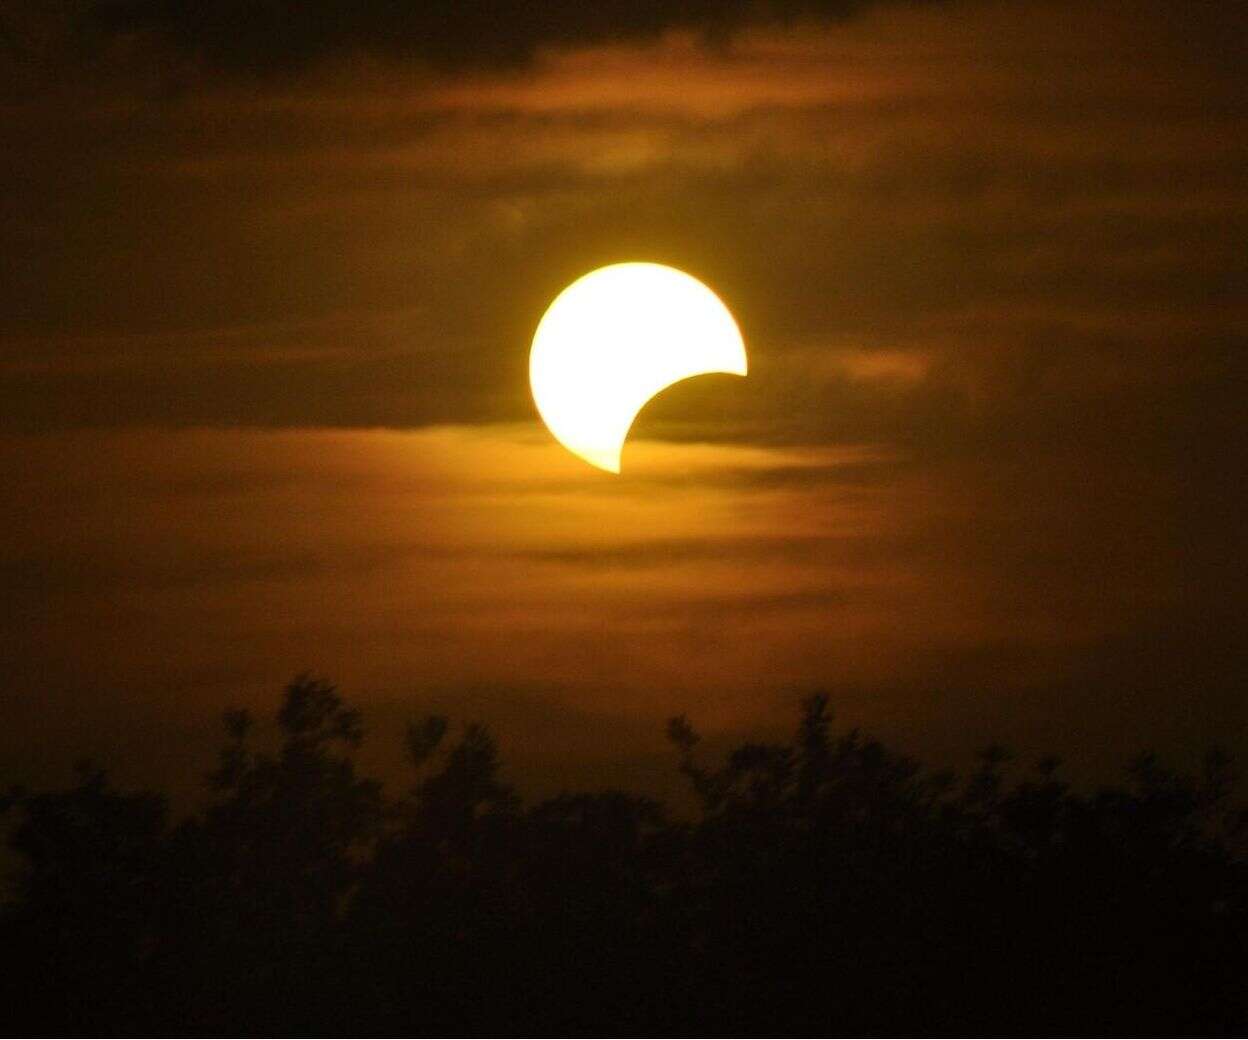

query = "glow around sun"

[529,263,747,473]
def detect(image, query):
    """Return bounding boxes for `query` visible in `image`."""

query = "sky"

[1,0,1245,798]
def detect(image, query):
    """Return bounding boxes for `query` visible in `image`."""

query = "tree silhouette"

[2,678,1245,1032]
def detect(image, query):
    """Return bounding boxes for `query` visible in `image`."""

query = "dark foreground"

[3,678,1245,1034]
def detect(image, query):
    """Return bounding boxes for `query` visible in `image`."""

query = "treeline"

[2,677,1246,1033]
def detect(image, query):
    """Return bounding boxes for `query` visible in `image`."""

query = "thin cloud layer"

[1,422,1241,796]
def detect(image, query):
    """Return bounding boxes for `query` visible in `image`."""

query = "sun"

[529,262,747,473]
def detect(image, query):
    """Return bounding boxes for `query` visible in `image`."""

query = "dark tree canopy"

[2,679,1246,1033]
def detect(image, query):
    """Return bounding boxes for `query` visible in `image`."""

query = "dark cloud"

[85,0,943,74]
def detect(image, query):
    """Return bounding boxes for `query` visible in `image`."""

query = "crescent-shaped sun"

[529,263,748,473]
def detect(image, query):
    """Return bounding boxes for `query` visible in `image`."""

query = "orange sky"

[1,0,1245,798]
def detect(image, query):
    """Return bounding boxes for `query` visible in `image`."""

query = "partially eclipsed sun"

[530,263,748,473]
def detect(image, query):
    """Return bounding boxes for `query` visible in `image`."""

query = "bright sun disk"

[529,262,748,473]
